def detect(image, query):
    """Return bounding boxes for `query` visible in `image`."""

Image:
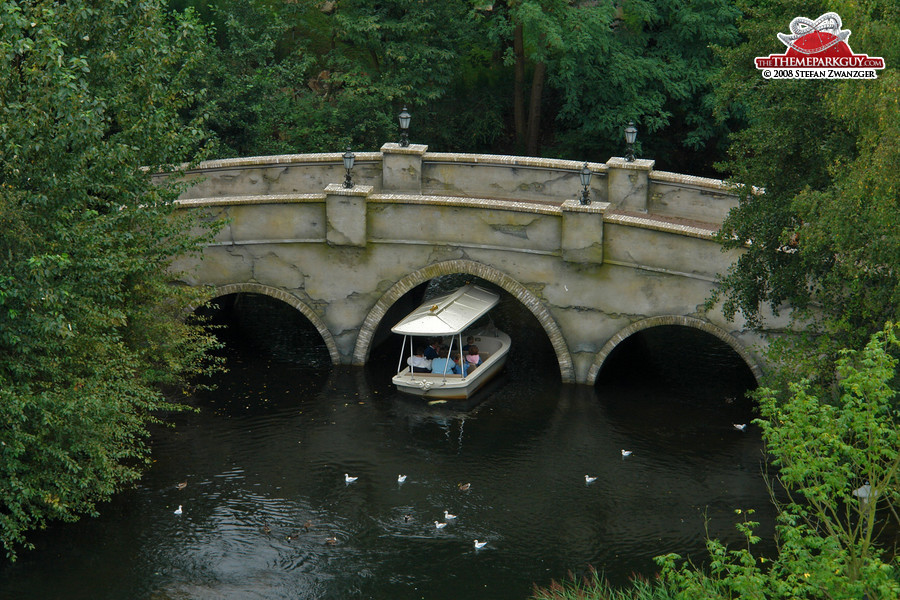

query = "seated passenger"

[423,338,440,361]
[430,347,457,375]
[450,351,467,376]
[407,347,432,373]
[465,345,481,370]
[461,336,475,353]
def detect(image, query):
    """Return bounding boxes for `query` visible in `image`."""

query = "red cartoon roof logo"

[755,12,884,79]
[777,13,850,55]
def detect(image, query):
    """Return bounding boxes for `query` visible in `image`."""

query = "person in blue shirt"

[430,346,457,375]
[450,351,468,376]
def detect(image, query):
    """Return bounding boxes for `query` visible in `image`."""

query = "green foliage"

[473,0,740,168]
[657,324,900,599]
[173,0,738,170]
[531,567,675,600]
[181,0,483,157]
[549,0,741,155]
[0,0,222,560]
[710,1,900,378]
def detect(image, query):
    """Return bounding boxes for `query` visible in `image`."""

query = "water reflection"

[0,303,774,600]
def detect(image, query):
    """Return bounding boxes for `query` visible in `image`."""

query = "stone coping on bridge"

[174,152,736,196]
[421,152,608,174]
[368,192,567,216]
[175,193,327,207]
[382,143,429,155]
[179,149,611,177]
[182,152,384,172]
[605,211,719,240]
[649,170,735,193]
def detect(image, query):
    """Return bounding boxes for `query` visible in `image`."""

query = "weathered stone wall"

[649,171,739,223]
[165,153,383,200]
[421,153,606,205]
[170,145,772,385]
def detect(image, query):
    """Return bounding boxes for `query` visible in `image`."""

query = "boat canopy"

[391,284,500,336]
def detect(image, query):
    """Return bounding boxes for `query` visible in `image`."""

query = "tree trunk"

[513,22,526,152]
[526,60,546,156]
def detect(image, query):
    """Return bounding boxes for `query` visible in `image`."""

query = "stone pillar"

[381,142,428,193]
[605,157,655,213]
[324,183,373,247]
[561,199,608,264]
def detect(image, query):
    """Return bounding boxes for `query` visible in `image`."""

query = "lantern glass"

[342,147,355,170]
[399,107,411,130]
[624,122,638,145]
[580,163,592,187]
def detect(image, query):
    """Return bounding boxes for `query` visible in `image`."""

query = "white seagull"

[474,539,487,549]
[621,449,633,458]
[443,510,457,520]
[174,505,183,515]
[434,521,448,529]
[733,423,748,432]
[345,473,358,484]
[397,474,407,483]
[584,475,598,484]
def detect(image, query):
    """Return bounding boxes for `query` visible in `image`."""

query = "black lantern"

[398,107,411,147]
[624,121,638,162]
[342,146,355,188]
[579,162,592,205]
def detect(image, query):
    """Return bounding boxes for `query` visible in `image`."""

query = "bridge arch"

[352,259,576,383]
[200,283,342,365]
[587,315,763,386]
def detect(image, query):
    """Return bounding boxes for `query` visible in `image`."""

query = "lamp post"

[624,121,637,162]
[398,107,411,147]
[579,162,592,205]
[342,146,355,188]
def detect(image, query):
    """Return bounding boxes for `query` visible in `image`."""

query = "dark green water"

[0,289,772,600]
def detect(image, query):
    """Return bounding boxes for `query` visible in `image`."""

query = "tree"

[173,0,739,171]
[178,0,483,157]
[709,0,900,386]
[0,0,221,559]
[477,0,741,166]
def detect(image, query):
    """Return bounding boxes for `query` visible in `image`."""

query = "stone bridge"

[167,143,775,385]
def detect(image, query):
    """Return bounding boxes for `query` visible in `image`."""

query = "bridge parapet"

[169,145,738,227]
[649,170,740,224]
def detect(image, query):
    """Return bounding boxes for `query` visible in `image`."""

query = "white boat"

[391,284,510,400]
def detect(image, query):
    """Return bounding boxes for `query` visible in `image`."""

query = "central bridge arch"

[352,259,576,382]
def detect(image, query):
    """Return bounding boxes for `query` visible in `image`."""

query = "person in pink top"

[465,345,481,370]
